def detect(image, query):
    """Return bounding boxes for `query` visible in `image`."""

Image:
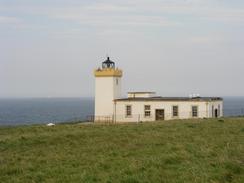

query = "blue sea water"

[0,97,243,126]
[223,97,244,116]
[0,98,94,126]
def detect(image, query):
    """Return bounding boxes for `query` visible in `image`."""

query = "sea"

[0,97,244,126]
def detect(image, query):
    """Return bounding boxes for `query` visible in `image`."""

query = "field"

[0,118,244,183]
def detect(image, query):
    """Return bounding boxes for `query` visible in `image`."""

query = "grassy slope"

[0,118,244,183]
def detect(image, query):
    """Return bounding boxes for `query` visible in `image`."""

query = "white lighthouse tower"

[94,57,123,121]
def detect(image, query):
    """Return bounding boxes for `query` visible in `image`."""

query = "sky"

[1,0,244,98]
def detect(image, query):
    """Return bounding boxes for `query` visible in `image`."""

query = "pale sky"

[1,0,244,98]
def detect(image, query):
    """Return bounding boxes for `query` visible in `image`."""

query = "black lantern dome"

[102,57,115,69]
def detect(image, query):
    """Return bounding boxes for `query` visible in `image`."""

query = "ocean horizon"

[0,96,244,126]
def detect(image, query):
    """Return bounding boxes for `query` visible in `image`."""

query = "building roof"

[114,97,223,102]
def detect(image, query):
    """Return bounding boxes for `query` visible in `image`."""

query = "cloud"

[0,16,21,24]
[46,1,244,26]
[53,13,179,28]
[0,0,244,37]
[1,1,244,26]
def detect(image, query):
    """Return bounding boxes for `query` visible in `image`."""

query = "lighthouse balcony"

[94,68,122,77]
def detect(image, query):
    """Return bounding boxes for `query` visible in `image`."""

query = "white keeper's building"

[94,57,223,123]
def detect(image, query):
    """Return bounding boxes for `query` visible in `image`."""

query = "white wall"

[114,100,223,123]
[95,76,121,119]
[208,101,224,117]
[128,93,156,98]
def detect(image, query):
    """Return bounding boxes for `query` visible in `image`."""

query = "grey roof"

[114,97,223,102]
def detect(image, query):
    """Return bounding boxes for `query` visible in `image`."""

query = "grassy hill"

[0,118,244,183]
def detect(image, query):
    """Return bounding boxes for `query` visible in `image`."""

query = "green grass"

[0,118,244,183]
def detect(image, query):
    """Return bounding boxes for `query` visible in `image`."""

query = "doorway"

[155,109,165,121]
[215,109,218,118]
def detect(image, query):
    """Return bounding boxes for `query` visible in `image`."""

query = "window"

[116,78,119,85]
[192,106,198,117]
[144,105,151,117]
[126,105,132,117]
[172,106,178,117]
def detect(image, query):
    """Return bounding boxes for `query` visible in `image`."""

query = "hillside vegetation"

[0,118,244,183]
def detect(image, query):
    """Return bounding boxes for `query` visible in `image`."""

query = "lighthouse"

[93,57,223,123]
[94,57,123,121]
